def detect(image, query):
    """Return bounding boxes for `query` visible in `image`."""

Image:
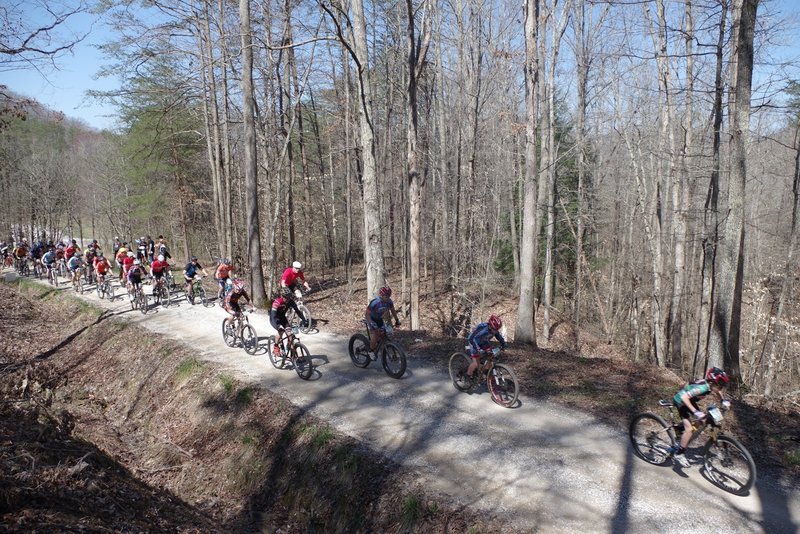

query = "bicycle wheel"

[381,342,407,379]
[448,353,473,392]
[487,363,519,408]
[292,342,313,380]
[348,334,371,368]
[241,324,259,355]
[268,337,286,369]
[77,279,84,294]
[160,286,171,307]
[222,318,237,347]
[96,280,105,298]
[139,292,148,314]
[107,283,115,300]
[297,304,312,333]
[629,413,675,466]
[704,435,756,495]
[199,286,213,307]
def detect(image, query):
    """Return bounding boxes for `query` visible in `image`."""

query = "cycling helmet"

[488,315,503,331]
[233,278,245,291]
[127,251,135,257]
[158,255,165,262]
[292,260,302,269]
[706,367,729,386]
[191,256,198,261]
[378,286,392,298]
[133,259,141,265]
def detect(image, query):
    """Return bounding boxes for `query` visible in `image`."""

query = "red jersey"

[150,259,169,274]
[215,263,233,279]
[65,245,77,259]
[94,257,111,274]
[280,267,305,287]
[121,255,134,273]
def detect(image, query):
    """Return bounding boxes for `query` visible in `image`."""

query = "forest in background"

[2,0,800,399]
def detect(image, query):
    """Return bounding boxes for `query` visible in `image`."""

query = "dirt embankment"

[0,281,518,533]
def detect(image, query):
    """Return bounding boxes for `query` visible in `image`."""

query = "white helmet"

[133,259,141,265]
[158,255,164,262]
[127,251,135,257]
[292,261,302,269]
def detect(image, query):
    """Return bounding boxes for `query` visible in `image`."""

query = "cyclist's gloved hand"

[694,410,705,420]
[721,400,731,410]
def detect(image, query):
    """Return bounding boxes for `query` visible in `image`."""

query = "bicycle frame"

[656,399,724,447]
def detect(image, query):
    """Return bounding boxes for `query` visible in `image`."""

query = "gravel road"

[48,279,800,533]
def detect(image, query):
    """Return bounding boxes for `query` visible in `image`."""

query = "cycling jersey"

[65,245,78,259]
[215,263,233,280]
[150,259,169,276]
[127,265,146,282]
[468,322,506,354]
[280,267,305,288]
[14,246,28,258]
[184,261,203,278]
[67,256,83,271]
[270,296,300,329]
[42,251,56,266]
[94,258,111,274]
[121,255,134,274]
[225,289,251,315]
[673,380,712,406]
[366,296,395,324]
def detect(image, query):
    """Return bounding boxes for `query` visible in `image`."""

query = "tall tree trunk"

[406,0,432,330]
[351,0,386,295]
[710,0,758,379]
[517,0,540,345]
[239,0,266,305]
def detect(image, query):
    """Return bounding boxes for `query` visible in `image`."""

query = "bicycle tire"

[629,413,675,466]
[107,283,115,300]
[139,291,148,314]
[448,353,473,392]
[293,342,313,380]
[222,318,237,347]
[160,286,171,307]
[199,286,213,307]
[268,336,286,369]
[487,363,519,408]
[703,435,756,495]
[242,324,259,355]
[381,342,407,378]
[348,334,371,368]
[97,282,104,298]
[77,279,84,294]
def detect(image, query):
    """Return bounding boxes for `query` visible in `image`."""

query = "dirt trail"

[32,277,800,533]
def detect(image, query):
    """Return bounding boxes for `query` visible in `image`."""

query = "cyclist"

[224,278,253,319]
[157,236,171,260]
[669,367,731,467]
[136,237,147,263]
[67,252,84,286]
[270,288,303,356]
[150,254,170,290]
[64,239,80,261]
[465,315,507,382]
[115,242,129,281]
[121,251,135,280]
[364,286,401,352]
[42,245,57,277]
[112,237,121,259]
[183,256,209,298]
[93,251,112,287]
[83,245,97,283]
[280,260,311,298]
[215,258,235,302]
[13,239,29,272]
[127,259,148,300]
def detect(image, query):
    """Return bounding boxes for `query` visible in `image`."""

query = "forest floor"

[1,267,799,532]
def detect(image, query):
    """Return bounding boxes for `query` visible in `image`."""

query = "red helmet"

[378,286,392,298]
[488,315,502,331]
[706,367,729,386]
[233,278,245,291]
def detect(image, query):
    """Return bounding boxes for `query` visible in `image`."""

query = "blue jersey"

[367,297,394,322]
[67,255,83,270]
[42,251,56,265]
[468,322,506,353]
[184,261,202,277]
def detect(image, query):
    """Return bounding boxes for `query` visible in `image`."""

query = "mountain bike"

[448,346,519,408]
[15,257,30,276]
[152,276,171,308]
[348,320,407,379]
[57,258,67,278]
[222,308,259,355]
[96,273,114,299]
[71,267,84,294]
[285,289,312,333]
[186,276,211,306]
[46,264,59,287]
[629,400,756,495]
[268,325,313,380]
[129,282,148,314]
